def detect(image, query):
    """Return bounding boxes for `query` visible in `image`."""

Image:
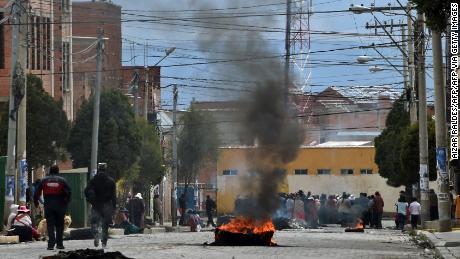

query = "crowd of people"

[276,190,385,229]
[5,161,460,252]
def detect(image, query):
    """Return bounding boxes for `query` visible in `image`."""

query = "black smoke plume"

[187,1,305,219]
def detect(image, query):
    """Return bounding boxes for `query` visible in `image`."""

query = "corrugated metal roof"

[330,86,400,104]
[314,141,373,147]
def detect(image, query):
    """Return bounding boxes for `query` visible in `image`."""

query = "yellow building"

[217,142,400,214]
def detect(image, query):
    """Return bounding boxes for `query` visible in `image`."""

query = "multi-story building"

[72,0,122,118]
[0,0,72,117]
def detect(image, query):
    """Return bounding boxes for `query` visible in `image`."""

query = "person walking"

[374,192,384,229]
[34,165,71,250]
[205,195,217,227]
[153,194,163,226]
[396,196,409,232]
[409,197,421,230]
[84,163,117,248]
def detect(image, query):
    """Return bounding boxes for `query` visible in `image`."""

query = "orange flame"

[355,218,364,230]
[218,217,275,234]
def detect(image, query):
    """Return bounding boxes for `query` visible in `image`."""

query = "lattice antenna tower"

[290,0,312,93]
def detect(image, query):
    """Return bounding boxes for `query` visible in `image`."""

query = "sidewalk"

[418,230,460,259]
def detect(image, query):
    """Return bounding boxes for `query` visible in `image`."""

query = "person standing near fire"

[373,192,384,229]
[205,195,217,227]
[34,165,71,250]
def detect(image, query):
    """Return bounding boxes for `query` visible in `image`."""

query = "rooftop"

[330,86,400,104]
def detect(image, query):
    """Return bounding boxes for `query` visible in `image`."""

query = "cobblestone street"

[0,224,434,259]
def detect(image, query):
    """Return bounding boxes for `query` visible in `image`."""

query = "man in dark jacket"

[205,195,216,227]
[84,163,116,248]
[34,165,71,250]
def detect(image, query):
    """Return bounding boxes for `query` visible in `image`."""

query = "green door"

[61,172,87,228]
[0,156,6,230]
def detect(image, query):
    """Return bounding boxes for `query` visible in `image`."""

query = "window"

[27,16,51,70]
[0,12,3,69]
[294,169,308,175]
[223,169,238,176]
[341,169,354,175]
[360,169,373,175]
[317,169,331,175]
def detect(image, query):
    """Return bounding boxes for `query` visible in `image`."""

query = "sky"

[75,0,437,110]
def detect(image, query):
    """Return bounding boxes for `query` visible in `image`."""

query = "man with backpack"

[84,163,116,248]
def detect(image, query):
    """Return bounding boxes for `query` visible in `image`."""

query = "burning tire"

[211,217,277,246]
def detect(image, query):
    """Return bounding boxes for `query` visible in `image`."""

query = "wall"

[287,175,400,213]
[0,0,65,103]
[216,146,401,214]
[72,1,122,118]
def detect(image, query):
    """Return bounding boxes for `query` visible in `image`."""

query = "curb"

[417,230,458,259]
[164,226,190,232]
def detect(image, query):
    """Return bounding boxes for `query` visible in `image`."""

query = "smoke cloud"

[188,1,304,219]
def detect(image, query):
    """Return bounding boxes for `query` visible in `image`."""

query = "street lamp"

[349,3,407,14]
[357,55,374,64]
[349,4,371,14]
[369,65,384,73]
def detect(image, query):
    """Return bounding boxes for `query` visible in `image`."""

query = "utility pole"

[416,12,430,227]
[406,2,418,198]
[171,84,178,226]
[402,23,410,110]
[134,74,139,118]
[90,29,104,177]
[432,29,452,232]
[284,0,291,107]
[5,0,28,207]
[143,43,149,121]
[407,2,417,124]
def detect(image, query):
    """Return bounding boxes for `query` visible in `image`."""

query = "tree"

[374,96,410,187]
[177,106,220,212]
[411,0,449,33]
[400,119,437,186]
[132,119,164,194]
[67,89,140,180]
[375,95,437,187]
[0,74,69,169]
